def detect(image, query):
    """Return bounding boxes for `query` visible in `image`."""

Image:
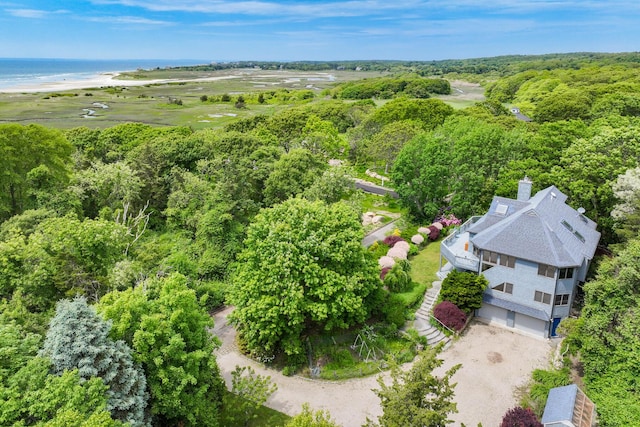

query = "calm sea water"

[0,58,209,90]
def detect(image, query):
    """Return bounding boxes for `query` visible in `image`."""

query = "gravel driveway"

[213,308,553,427]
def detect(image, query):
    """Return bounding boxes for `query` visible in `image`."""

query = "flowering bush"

[411,234,424,245]
[378,256,396,269]
[387,246,408,260]
[383,235,406,247]
[431,222,444,230]
[500,407,542,427]
[435,214,462,227]
[417,226,431,235]
[394,241,410,253]
[433,301,467,332]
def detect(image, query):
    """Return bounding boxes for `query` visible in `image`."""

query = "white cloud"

[87,15,173,25]
[90,0,425,18]
[6,8,51,18]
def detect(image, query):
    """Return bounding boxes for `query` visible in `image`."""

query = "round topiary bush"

[411,234,424,245]
[378,256,396,268]
[500,406,543,427]
[387,246,408,260]
[433,301,467,332]
[394,241,411,253]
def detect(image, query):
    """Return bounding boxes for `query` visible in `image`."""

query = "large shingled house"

[439,178,600,338]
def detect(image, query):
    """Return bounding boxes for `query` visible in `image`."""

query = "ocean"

[0,58,209,90]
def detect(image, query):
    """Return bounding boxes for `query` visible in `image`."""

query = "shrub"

[427,225,440,240]
[382,294,408,328]
[500,406,543,427]
[440,270,488,312]
[433,301,467,332]
[383,235,406,247]
[411,234,424,245]
[378,256,396,269]
[394,241,411,253]
[380,267,392,280]
[435,213,462,227]
[384,262,412,293]
[408,243,419,256]
[387,246,408,260]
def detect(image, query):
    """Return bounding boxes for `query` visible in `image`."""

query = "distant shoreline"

[0,72,242,94]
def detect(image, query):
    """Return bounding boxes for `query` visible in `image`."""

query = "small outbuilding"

[541,384,596,427]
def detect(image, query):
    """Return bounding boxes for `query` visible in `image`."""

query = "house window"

[499,255,516,268]
[537,263,556,278]
[484,250,498,264]
[492,282,513,294]
[554,294,570,306]
[558,268,573,279]
[482,250,499,271]
[534,291,551,304]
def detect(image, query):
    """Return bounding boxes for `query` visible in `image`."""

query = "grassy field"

[0,69,484,129]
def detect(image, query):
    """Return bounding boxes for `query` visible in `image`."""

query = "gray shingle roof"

[470,186,600,267]
[541,384,578,424]
[483,294,550,321]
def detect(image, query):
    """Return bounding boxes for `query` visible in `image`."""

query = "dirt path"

[213,308,553,427]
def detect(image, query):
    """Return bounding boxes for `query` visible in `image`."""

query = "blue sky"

[0,1,638,61]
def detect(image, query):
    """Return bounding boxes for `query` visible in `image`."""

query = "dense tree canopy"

[98,273,225,427]
[229,198,380,358]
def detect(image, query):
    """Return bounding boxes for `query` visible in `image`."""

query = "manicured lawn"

[409,241,441,286]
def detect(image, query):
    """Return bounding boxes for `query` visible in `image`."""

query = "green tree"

[302,166,357,205]
[42,297,148,426]
[0,124,73,220]
[263,148,327,206]
[572,238,640,426]
[0,215,128,313]
[98,273,225,427]
[368,120,422,174]
[285,403,341,427]
[391,133,451,220]
[229,198,380,358]
[366,346,460,427]
[223,366,278,427]
[0,357,120,426]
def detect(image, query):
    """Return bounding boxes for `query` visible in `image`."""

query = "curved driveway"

[213,307,553,427]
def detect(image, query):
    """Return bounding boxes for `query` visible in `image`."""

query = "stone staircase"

[413,281,452,349]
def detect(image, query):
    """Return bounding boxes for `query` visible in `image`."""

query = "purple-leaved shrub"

[433,301,467,331]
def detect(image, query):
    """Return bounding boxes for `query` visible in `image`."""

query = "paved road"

[354,179,399,198]
[361,219,400,247]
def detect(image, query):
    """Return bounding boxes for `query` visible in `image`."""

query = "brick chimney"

[517,176,532,201]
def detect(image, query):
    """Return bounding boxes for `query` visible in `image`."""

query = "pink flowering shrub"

[383,235,406,247]
[433,301,467,331]
[378,256,396,269]
[411,234,424,245]
[387,246,408,260]
[394,241,410,253]
[435,214,462,227]
[418,227,431,235]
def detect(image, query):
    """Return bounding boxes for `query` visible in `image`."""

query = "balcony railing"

[441,216,481,272]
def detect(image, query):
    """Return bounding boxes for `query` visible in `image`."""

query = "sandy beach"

[0,72,240,94]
